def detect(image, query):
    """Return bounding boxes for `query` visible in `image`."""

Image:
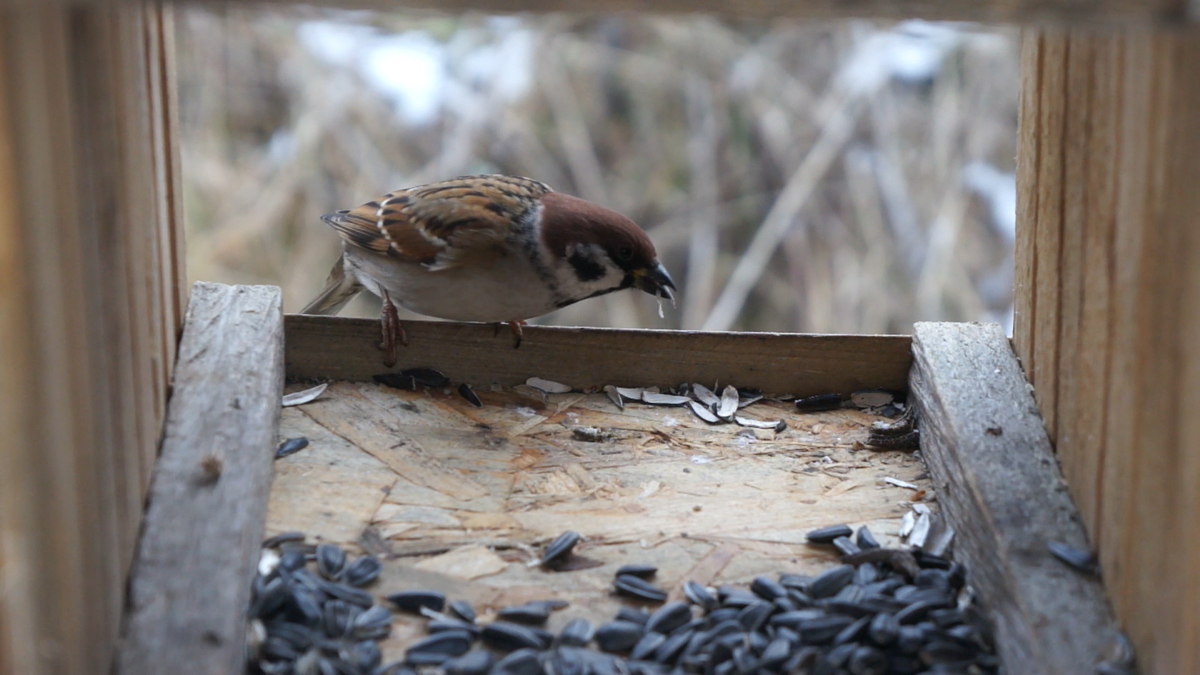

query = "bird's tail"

[300,255,364,315]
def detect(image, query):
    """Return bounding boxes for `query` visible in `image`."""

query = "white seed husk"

[282,383,328,407]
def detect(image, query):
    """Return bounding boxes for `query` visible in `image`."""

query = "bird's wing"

[321,175,551,270]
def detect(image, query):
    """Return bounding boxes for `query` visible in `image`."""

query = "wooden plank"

[909,321,1123,675]
[0,0,1188,24]
[269,379,931,665]
[116,282,284,675]
[1012,31,1041,377]
[285,315,912,396]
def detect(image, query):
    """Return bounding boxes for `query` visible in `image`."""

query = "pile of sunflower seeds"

[247,533,390,675]
[378,524,998,675]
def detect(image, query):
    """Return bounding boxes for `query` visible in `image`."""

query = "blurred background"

[177,8,1018,335]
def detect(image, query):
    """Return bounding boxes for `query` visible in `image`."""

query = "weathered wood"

[270,379,931,664]
[910,322,1124,675]
[0,5,183,674]
[285,315,912,396]
[116,282,284,675]
[1014,28,1200,674]
[0,0,1191,24]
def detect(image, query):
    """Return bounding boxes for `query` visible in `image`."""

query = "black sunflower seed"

[278,549,307,573]
[794,393,844,412]
[683,581,716,610]
[457,383,483,407]
[428,617,481,636]
[1048,541,1100,576]
[645,602,691,634]
[855,525,881,550]
[449,599,477,623]
[615,563,658,579]
[798,615,854,644]
[348,605,392,641]
[750,576,787,601]
[386,590,446,614]
[594,620,644,653]
[557,618,594,647]
[276,437,310,459]
[263,531,307,548]
[316,544,346,580]
[342,555,382,587]
[320,580,373,607]
[442,648,494,675]
[833,615,871,645]
[404,630,472,665]
[848,644,888,675]
[613,574,667,603]
[809,564,856,598]
[630,632,666,661]
[652,630,691,664]
[540,531,582,567]
[806,524,853,544]
[346,639,382,672]
[481,621,545,652]
[615,607,650,626]
[401,368,449,388]
[735,601,773,633]
[497,604,551,625]
[868,612,899,646]
[492,648,542,675]
[373,373,418,390]
[832,536,862,557]
[322,598,357,637]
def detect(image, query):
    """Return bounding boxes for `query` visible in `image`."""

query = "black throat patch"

[568,248,608,283]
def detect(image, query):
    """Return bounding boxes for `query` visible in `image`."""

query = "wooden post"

[1015,28,1200,675]
[0,4,183,674]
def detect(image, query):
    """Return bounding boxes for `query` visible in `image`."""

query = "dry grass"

[177,8,1018,334]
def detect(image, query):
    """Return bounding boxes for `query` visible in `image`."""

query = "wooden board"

[5,0,1188,24]
[285,315,912,397]
[1013,28,1200,675]
[909,322,1123,675]
[0,5,183,674]
[116,283,285,675]
[268,378,931,662]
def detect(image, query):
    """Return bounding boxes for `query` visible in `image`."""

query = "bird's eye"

[617,246,634,261]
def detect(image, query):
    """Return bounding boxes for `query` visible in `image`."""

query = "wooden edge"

[284,314,912,396]
[910,322,1124,675]
[116,282,284,675]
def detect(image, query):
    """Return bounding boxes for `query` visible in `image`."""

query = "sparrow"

[301,174,676,367]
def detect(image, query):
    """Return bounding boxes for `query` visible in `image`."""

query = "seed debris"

[282,383,328,407]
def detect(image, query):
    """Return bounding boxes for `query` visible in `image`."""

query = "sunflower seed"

[263,531,307,548]
[386,590,446,614]
[557,618,594,647]
[615,607,650,625]
[404,630,472,665]
[322,598,357,637]
[645,602,691,634]
[373,373,418,390]
[683,581,716,610]
[691,383,720,408]
[349,605,392,641]
[833,536,862,557]
[615,563,657,578]
[540,530,581,567]
[449,599,476,623]
[481,622,545,652]
[794,393,843,412]
[316,544,346,580]
[614,574,668,603]
[403,368,449,388]
[497,604,551,625]
[491,648,542,675]
[603,385,625,410]
[630,632,666,661]
[806,524,853,544]
[594,620,644,653]
[615,387,644,402]
[276,437,310,459]
[716,385,739,419]
[527,377,572,393]
[428,616,481,636]
[1047,541,1100,576]
[688,400,721,423]
[856,526,880,550]
[750,576,787,601]
[457,383,482,407]
[283,383,328,407]
[733,416,786,432]
[809,565,856,599]
[652,630,691,663]
[641,392,691,406]
[342,555,382,587]
[442,649,494,675]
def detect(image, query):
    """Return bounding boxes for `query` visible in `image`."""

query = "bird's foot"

[508,320,526,349]
[378,291,407,368]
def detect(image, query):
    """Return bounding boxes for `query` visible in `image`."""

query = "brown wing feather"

[321,175,551,269]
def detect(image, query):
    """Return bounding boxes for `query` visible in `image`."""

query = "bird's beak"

[634,262,677,304]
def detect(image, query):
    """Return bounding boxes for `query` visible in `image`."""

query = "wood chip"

[691,383,720,408]
[717,385,739,419]
[733,416,785,432]
[689,400,721,424]
[282,383,328,407]
[883,477,919,490]
[850,390,894,408]
[642,392,691,406]
[526,377,572,393]
[412,544,508,580]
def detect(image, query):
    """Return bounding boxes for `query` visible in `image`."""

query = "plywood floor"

[266,380,931,661]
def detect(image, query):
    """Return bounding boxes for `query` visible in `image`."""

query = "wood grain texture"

[1014,28,1200,674]
[910,322,1122,675]
[0,5,183,673]
[0,0,1190,23]
[116,282,284,675]
[285,315,912,396]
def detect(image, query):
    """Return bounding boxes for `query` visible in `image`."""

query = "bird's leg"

[378,289,407,368]
[508,320,526,349]
[492,322,503,338]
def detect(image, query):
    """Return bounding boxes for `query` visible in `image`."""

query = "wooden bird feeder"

[1,2,1196,675]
